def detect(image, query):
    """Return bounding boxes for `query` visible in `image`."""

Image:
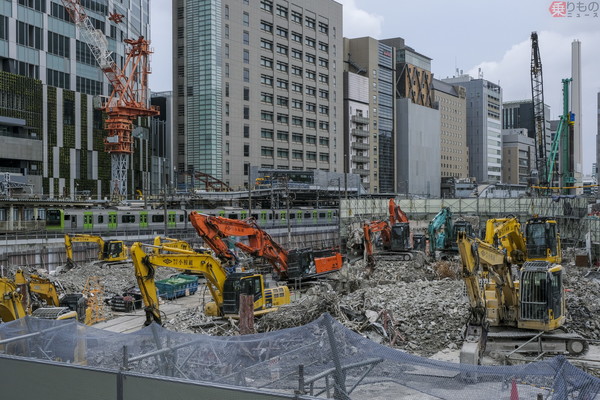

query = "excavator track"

[375,251,414,262]
[485,327,588,357]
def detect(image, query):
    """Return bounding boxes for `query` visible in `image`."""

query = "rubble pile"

[564,266,600,340]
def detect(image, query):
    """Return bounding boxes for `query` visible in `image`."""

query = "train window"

[179,215,184,222]
[64,214,71,220]
[304,213,311,219]
[46,210,62,226]
[289,213,295,220]
[122,215,136,224]
[319,213,326,218]
[251,213,259,220]
[228,213,238,219]
[152,215,165,223]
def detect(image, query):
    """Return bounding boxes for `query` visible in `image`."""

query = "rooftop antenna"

[478,67,484,79]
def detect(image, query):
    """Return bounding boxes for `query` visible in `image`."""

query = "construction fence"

[0,315,599,400]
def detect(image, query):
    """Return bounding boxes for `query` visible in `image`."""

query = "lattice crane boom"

[530,32,548,186]
[61,0,158,198]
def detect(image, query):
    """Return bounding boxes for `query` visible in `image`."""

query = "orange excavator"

[188,211,343,280]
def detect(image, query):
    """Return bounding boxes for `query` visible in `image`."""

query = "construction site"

[2,196,600,399]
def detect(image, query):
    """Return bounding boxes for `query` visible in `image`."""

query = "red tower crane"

[61,1,159,198]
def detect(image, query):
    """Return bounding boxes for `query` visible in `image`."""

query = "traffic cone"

[510,379,519,400]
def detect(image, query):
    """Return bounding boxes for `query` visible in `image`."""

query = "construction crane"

[547,78,575,193]
[61,1,159,199]
[530,32,548,187]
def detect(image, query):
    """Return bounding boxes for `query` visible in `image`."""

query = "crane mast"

[530,32,548,187]
[61,0,159,199]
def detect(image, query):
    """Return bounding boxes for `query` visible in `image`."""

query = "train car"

[42,206,338,234]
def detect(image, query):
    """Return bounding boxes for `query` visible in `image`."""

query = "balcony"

[351,141,369,150]
[352,168,369,177]
[351,115,370,125]
[351,128,369,137]
[352,155,370,163]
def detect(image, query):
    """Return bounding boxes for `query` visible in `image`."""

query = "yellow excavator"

[130,242,291,326]
[152,236,193,253]
[64,233,128,269]
[1,270,86,322]
[457,232,586,364]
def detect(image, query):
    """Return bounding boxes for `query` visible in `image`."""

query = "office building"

[432,79,468,179]
[501,128,534,185]
[174,0,343,190]
[0,0,151,199]
[343,37,395,193]
[442,75,502,184]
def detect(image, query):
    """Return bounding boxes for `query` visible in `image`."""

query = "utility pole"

[248,166,252,217]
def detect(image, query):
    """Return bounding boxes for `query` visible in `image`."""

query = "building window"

[244,87,250,101]
[306,102,316,112]
[261,128,274,139]
[261,146,274,157]
[306,119,317,129]
[305,53,316,64]
[292,116,303,126]
[243,12,249,26]
[48,31,70,58]
[319,89,329,99]
[292,133,303,143]
[276,5,288,18]
[319,152,330,162]
[319,73,329,84]
[224,24,229,38]
[291,65,302,76]
[306,86,316,96]
[291,49,302,59]
[291,82,302,93]
[261,92,273,103]
[277,148,289,158]
[276,78,288,89]
[318,22,329,34]
[291,31,302,42]
[243,68,250,82]
[276,44,288,55]
[244,163,250,176]
[244,144,250,157]
[260,0,273,12]
[261,111,274,121]
[244,125,250,138]
[16,22,43,49]
[243,31,249,45]
[319,121,329,131]
[225,44,229,58]
[306,135,317,144]
[305,70,316,80]
[276,96,288,107]
[47,69,70,89]
[276,61,288,72]
[319,105,329,115]
[224,5,229,19]
[305,37,316,47]
[276,26,288,38]
[261,74,273,86]
[306,151,316,161]
[292,99,302,109]
[305,17,316,29]
[292,150,303,160]
[277,131,289,141]
[318,42,329,52]
[277,113,289,124]
[291,11,302,24]
[260,39,273,50]
[243,106,250,119]
[243,49,250,64]
[318,58,329,68]
[260,20,273,33]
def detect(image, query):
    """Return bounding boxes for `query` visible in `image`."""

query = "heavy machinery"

[1,271,83,323]
[457,232,586,364]
[188,211,343,280]
[428,207,474,259]
[61,0,159,199]
[483,215,561,265]
[388,199,414,257]
[130,242,291,325]
[530,31,549,187]
[64,233,128,269]
[152,236,193,253]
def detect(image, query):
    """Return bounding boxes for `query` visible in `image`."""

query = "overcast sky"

[149,0,600,175]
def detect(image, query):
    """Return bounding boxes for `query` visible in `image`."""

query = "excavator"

[188,211,343,280]
[64,233,128,270]
[130,242,291,325]
[427,207,473,259]
[483,215,561,265]
[457,231,586,364]
[1,270,87,322]
[152,236,193,253]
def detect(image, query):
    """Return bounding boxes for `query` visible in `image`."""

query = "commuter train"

[44,207,338,233]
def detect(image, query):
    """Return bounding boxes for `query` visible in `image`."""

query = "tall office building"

[501,128,534,185]
[343,37,396,193]
[0,0,151,199]
[174,0,343,190]
[442,75,502,184]
[432,79,468,179]
[382,38,440,197]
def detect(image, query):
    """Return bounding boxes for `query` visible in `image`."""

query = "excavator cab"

[221,273,289,316]
[450,220,474,251]
[519,261,565,330]
[525,218,560,263]
[102,241,127,262]
[389,222,412,252]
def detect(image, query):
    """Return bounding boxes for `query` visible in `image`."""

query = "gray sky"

[149,0,600,175]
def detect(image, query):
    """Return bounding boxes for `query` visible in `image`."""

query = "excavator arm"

[483,217,526,265]
[189,211,289,277]
[428,207,453,257]
[153,236,192,253]
[389,198,409,225]
[0,278,27,322]
[362,220,391,275]
[130,242,227,325]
